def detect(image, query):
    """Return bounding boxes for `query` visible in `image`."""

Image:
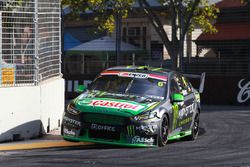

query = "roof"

[106,66,172,75]
[216,0,247,8]
[64,26,106,43]
[68,36,142,52]
[64,33,81,51]
[196,22,250,42]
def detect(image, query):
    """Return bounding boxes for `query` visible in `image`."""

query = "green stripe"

[137,66,146,69]
[168,130,192,140]
[127,125,136,135]
[99,91,106,96]
[127,126,130,135]
[147,102,160,111]
[152,68,163,71]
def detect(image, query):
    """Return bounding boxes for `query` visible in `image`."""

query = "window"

[176,75,192,96]
[170,77,181,95]
[128,27,140,36]
[90,75,166,100]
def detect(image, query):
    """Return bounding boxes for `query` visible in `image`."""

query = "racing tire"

[186,113,200,141]
[158,114,169,147]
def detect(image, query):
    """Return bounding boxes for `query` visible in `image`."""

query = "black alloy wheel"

[158,114,169,146]
[187,113,200,141]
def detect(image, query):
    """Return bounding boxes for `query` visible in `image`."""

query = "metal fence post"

[34,0,39,85]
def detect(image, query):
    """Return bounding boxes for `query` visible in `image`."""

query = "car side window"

[170,77,181,95]
[176,75,192,96]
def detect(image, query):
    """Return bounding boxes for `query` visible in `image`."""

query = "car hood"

[72,91,161,117]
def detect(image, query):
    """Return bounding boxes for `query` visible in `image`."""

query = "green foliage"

[62,0,219,34]
[62,0,134,31]
[192,0,219,33]
[62,0,220,66]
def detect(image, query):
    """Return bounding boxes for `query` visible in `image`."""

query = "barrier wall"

[197,76,250,105]
[0,78,64,142]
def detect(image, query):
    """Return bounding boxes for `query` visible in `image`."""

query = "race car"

[62,66,205,147]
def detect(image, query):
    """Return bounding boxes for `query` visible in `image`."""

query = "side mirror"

[171,93,184,103]
[77,85,87,93]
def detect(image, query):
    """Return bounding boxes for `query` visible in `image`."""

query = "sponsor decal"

[90,100,144,111]
[63,116,81,127]
[127,125,136,136]
[157,81,165,87]
[119,72,148,79]
[63,128,76,136]
[237,79,250,103]
[178,117,192,126]
[195,93,200,103]
[179,103,195,119]
[91,123,116,132]
[131,136,154,144]
[172,104,179,129]
[138,124,157,134]
[101,71,167,81]
[127,124,157,136]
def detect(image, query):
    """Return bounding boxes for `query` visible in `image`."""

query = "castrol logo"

[90,100,144,111]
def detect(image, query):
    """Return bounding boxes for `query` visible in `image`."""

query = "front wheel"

[158,114,169,147]
[187,113,200,141]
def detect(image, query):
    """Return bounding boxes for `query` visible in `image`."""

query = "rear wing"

[183,73,206,94]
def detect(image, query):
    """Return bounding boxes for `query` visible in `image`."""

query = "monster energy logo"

[172,104,179,129]
[127,125,136,136]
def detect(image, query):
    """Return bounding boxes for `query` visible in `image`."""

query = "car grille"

[82,113,126,141]
[83,113,125,125]
[89,129,120,141]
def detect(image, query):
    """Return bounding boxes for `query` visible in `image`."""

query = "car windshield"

[89,74,167,100]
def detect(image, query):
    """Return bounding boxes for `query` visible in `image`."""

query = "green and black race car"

[62,66,205,147]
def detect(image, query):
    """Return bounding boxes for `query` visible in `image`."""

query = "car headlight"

[67,103,80,115]
[132,110,158,121]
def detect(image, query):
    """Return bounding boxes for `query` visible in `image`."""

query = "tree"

[62,0,219,70]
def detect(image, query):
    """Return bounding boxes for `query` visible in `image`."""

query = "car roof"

[105,65,173,76]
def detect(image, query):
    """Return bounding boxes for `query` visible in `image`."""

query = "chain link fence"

[63,56,250,76]
[0,0,61,87]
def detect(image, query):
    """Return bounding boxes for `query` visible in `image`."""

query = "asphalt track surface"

[0,107,250,167]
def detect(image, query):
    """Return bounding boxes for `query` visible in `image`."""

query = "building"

[195,0,250,75]
[63,1,203,73]
[190,0,250,105]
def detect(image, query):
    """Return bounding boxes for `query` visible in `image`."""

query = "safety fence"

[63,56,250,76]
[0,0,61,87]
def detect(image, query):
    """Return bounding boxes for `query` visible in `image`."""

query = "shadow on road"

[50,127,207,151]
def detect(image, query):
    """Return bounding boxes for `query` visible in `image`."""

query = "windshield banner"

[101,71,167,81]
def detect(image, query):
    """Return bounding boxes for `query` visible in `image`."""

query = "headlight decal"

[132,111,158,121]
[67,104,80,115]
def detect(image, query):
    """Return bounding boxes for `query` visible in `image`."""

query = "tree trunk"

[171,49,179,70]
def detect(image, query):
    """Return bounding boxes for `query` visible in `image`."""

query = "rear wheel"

[158,114,169,147]
[187,113,199,140]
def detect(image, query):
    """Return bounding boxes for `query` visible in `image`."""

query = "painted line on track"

[0,141,93,151]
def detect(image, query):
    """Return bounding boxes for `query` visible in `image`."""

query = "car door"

[176,74,196,131]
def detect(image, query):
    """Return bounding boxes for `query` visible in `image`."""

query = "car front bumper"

[61,112,161,147]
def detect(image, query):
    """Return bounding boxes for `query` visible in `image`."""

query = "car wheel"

[158,114,169,147]
[187,113,199,141]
